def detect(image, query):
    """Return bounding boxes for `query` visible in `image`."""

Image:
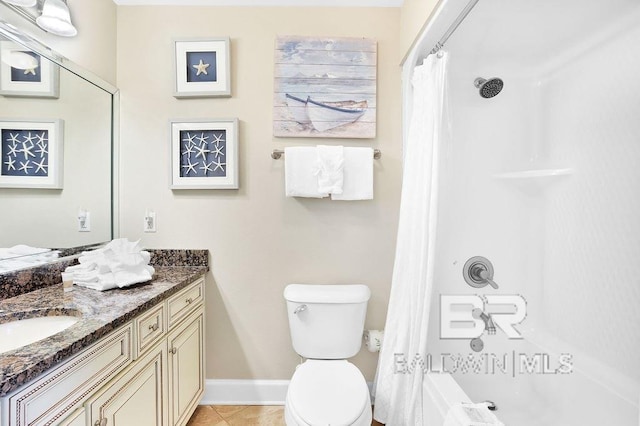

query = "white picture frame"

[0,119,64,189]
[170,118,238,189]
[0,41,59,99]
[173,38,231,98]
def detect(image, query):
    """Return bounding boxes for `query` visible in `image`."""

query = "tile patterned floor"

[187,405,385,425]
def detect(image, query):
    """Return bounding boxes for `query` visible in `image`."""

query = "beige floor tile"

[186,405,229,426]
[213,405,249,419]
[225,405,285,426]
[188,404,384,425]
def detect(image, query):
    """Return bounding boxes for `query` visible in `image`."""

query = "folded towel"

[443,403,504,426]
[64,238,155,291]
[284,147,328,198]
[331,147,374,200]
[316,145,344,194]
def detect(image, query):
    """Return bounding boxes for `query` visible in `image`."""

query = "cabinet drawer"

[167,278,204,328]
[134,303,165,358]
[7,323,133,426]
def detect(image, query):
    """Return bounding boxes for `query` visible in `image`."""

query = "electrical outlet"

[78,210,91,232]
[144,211,156,233]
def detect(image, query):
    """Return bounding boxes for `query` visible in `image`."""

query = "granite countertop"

[0,265,207,397]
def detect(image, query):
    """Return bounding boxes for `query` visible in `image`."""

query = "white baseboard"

[200,379,374,406]
[200,379,290,405]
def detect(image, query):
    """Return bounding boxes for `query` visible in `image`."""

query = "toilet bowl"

[283,284,373,426]
[285,360,372,426]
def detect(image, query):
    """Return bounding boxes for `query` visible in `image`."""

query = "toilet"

[283,284,372,426]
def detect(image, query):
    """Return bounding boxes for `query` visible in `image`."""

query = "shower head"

[474,77,504,98]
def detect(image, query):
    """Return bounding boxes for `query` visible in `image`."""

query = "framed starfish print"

[173,38,231,98]
[0,41,59,98]
[170,118,238,189]
[0,119,64,189]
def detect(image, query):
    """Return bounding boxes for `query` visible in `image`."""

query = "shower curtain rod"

[430,0,480,55]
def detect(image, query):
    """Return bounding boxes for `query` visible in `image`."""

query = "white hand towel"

[443,403,504,426]
[64,238,155,291]
[284,147,328,198]
[331,147,374,200]
[316,145,344,194]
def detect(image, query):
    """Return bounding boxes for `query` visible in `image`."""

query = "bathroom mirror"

[0,19,117,272]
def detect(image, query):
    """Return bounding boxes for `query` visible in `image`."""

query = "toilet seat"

[286,360,371,426]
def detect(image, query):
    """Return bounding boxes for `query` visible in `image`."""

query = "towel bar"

[271,149,381,160]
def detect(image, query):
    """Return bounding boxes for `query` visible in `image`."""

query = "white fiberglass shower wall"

[404,0,640,424]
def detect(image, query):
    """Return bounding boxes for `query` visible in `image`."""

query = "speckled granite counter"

[0,265,207,396]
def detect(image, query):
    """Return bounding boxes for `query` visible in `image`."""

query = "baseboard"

[200,379,375,406]
[200,379,290,405]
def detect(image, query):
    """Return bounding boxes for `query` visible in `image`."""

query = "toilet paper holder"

[363,329,384,352]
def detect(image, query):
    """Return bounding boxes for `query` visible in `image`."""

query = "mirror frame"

[0,18,119,263]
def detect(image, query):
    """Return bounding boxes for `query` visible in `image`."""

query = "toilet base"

[284,395,372,426]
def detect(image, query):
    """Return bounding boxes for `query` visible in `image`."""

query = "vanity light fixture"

[35,0,77,37]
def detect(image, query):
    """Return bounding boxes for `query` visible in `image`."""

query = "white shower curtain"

[373,51,449,425]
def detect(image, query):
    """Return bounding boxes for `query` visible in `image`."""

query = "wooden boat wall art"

[274,36,377,139]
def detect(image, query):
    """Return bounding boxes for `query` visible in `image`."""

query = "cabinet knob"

[186,298,193,304]
[170,347,177,354]
[148,323,159,331]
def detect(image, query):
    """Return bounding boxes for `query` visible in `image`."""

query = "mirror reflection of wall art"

[0,119,63,189]
[0,41,59,99]
[170,118,238,189]
[173,38,231,98]
[273,35,377,139]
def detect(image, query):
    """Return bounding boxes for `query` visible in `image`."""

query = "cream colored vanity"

[1,277,205,426]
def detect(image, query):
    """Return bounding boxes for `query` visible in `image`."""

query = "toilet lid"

[288,360,370,426]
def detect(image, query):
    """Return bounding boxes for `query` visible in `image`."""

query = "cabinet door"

[167,308,204,426]
[58,407,85,426]
[86,342,168,426]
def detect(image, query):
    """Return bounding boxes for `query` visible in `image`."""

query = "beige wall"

[0,0,117,84]
[117,6,401,381]
[400,0,439,59]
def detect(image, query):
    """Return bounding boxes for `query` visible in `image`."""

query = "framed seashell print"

[0,41,59,99]
[169,118,238,189]
[173,38,231,98]
[0,119,63,189]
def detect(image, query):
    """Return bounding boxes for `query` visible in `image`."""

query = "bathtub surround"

[373,51,448,424]
[406,0,640,424]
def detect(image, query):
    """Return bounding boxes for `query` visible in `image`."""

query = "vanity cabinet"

[1,276,205,426]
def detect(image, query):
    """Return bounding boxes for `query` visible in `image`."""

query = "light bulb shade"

[36,0,77,37]
[2,0,38,7]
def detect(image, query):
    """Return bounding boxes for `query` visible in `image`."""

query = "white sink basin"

[0,315,80,354]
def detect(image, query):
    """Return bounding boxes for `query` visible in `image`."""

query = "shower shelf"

[493,168,573,180]
[493,168,573,191]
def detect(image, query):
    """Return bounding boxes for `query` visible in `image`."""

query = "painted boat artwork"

[285,93,368,132]
[274,36,377,138]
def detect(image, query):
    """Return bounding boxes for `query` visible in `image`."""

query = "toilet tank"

[284,284,371,359]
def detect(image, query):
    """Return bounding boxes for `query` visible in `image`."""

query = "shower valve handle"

[465,259,499,289]
[474,267,499,289]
